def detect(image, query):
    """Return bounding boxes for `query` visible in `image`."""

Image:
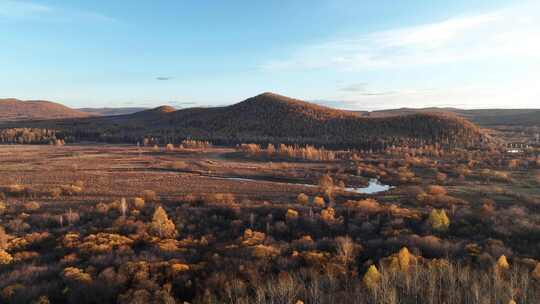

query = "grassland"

[0,143,539,303]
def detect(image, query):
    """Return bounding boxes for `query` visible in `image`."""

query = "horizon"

[1,0,539,110]
[2,93,540,112]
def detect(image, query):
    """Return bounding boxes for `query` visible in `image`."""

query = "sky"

[1,0,539,110]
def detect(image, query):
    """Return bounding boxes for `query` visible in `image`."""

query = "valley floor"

[0,143,539,303]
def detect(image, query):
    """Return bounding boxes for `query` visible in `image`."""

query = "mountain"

[0,93,489,149]
[0,98,93,122]
[78,107,149,116]
[362,108,540,126]
[458,110,540,126]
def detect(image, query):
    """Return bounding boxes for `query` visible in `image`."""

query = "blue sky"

[1,0,539,110]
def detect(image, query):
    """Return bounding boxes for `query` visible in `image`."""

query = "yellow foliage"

[157,239,185,252]
[63,267,92,284]
[23,201,40,211]
[133,197,145,209]
[363,265,381,290]
[286,209,299,220]
[142,190,158,202]
[428,259,450,270]
[496,255,510,270]
[150,206,177,238]
[252,244,280,259]
[321,207,336,223]
[297,193,309,205]
[532,263,540,280]
[78,233,133,254]
[313,196,325,207]
[61,232,80,249]
[170,263,190,274]
[0,249,13,265]
[7,184,25,194]
[346,198,381,213]
[428,209,450,231]
[242,229,266,246]
[398,247,412,271]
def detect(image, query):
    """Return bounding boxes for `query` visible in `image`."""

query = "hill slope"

[364,108,540,126]
[0,93,489,149]
[0,98,92,121]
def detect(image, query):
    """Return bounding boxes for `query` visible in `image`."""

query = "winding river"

[209,176,393,194]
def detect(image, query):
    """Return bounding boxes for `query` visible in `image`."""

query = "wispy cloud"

[156,76,174,81]
[339,82,367,92]
[262,2,540,71]
[0,0,117,23]
[325,80,540,111]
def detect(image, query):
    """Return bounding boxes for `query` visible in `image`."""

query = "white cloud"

[262,2,540,71]
[325,79,540,111]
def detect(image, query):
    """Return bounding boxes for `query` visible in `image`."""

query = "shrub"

[49,187,62,198]
[23,201,40,211]
[142,190,158,202]
[242,229,266,246]
[0,249,13,265]
[63,267,92,284]
[313,196,325,207]
[335,236,356,267]
[252,244,280,259]
[286,209,299,220]
[296,193,309,205]
[428,185,447,196]
[95,202,110,214]
[6,184,26,195]
[181,139,212,149]
[321,207,336,223]
[0,227,8,250]
[319,174,334,191]
[0,201,6,214]
[133,197,145,209]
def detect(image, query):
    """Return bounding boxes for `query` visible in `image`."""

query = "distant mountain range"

[0,93,490,149]
[0,98,92,121]
[2,97,537,127]
[77,107,149,116]
[358,108,540,126]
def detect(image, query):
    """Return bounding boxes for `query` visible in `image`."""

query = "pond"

[209,176,393,194]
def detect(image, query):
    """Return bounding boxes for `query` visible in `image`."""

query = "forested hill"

[0,98,92,121]
[0,93,489,149]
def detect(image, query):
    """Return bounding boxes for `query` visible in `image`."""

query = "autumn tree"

[150,206,177,238]
[397,247,412,271]
[428,209,450,231]
[313,196,325,208]
[335,236,356,268]
[296,193,309,205]
[0,226,8,250]
[319,174,334,192]
[363,265,381,290]
[0,249,14,265]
